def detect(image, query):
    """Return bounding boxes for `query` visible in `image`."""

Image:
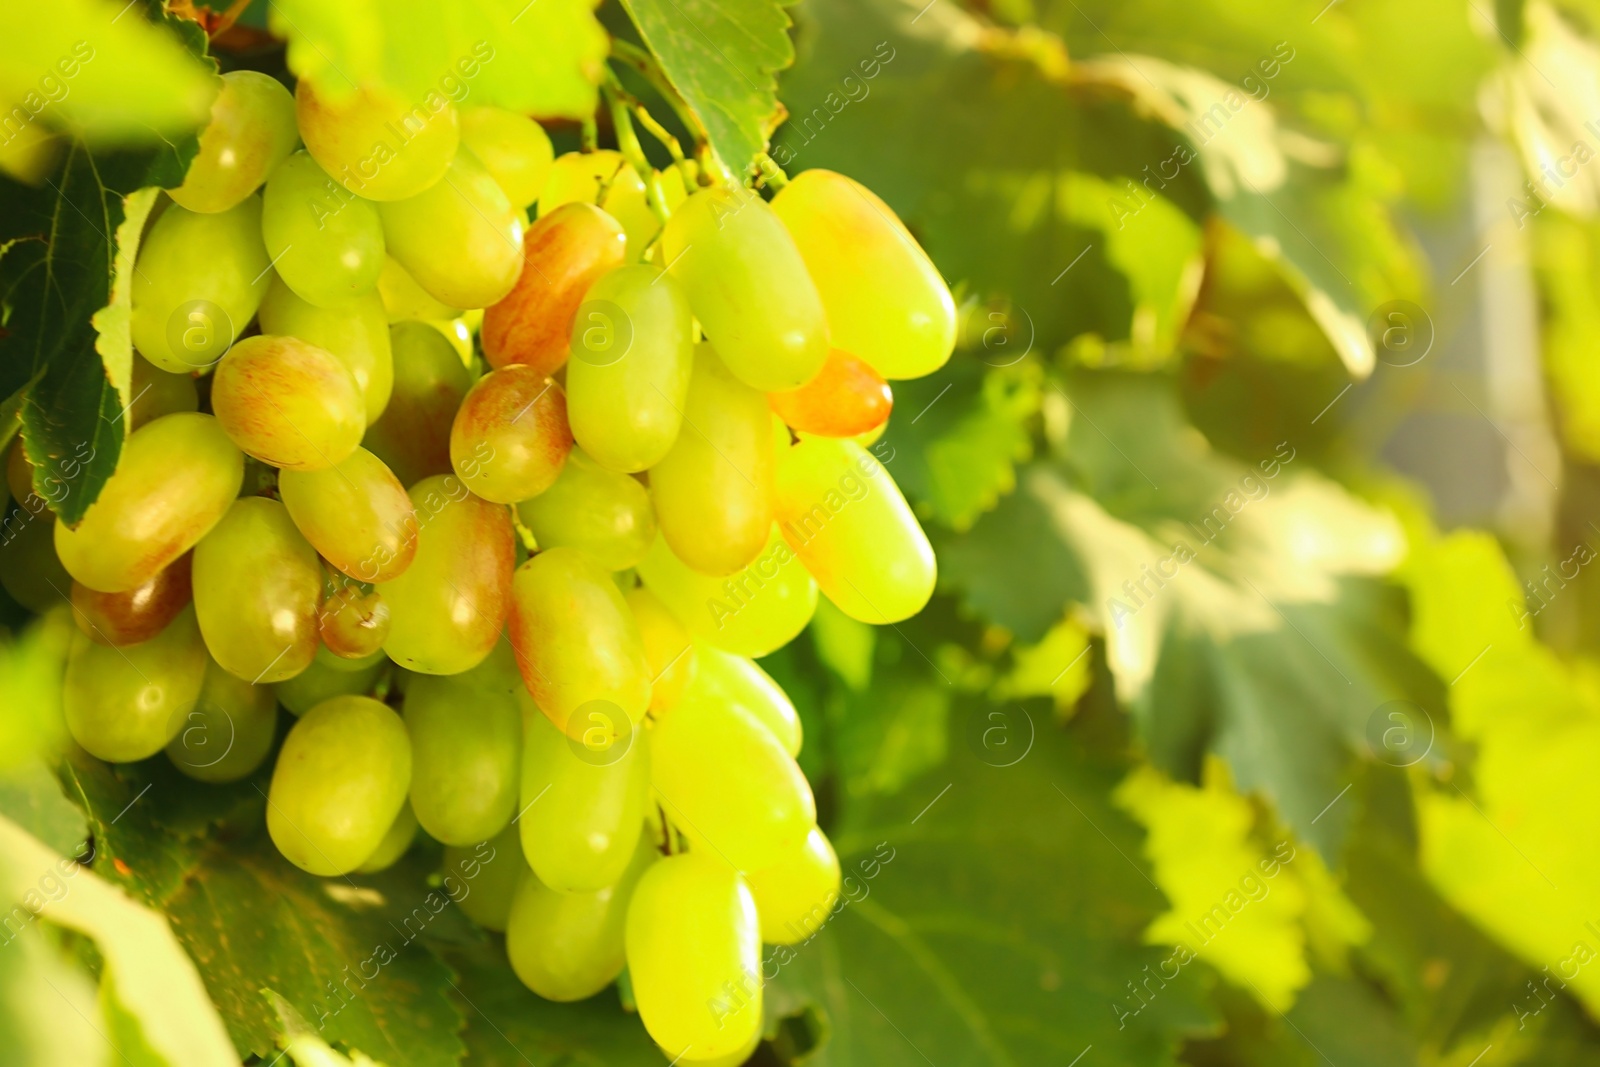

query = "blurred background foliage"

[3,0,1600,1064]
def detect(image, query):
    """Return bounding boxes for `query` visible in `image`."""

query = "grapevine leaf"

[619,0,796,178]
[268,0,608,119]
[0,759,87,857]
[1183,975,1418,1067]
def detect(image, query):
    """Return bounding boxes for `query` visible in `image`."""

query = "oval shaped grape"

[460,106,553,209]
[71,551,192,647]
[357,802,419,873]
[295,80,459,202]
[279,448,417,583]
[650,346,774,576]
[769,349,893,437]
[515,449,654,571]
[273,645,386,716]
[405,671,522,845]
[377,255,460,322]
[566,264,693,473]
[130,196,271,372]
[636,525,816,659]
[0,512,68,614]
[776,437,935,624]
[194,497,322,683]
[55,413,243,594]
[686,646,801,757]
[378,475,515,675]
[482,203,627,375]
[267,695,412,876]
[379,148,524,309]
[773,168,956,379]
[538,150,656,256]
[625,852,762,1060]
[662,187,828,391]
[258,275,393,423]
[127,354,198,430]
[363,320,473,488]
[211,335,366,470]
[261,151,386,308]
[166,657,278,783]
[64,607,207,763]
[450,364,572,504]
[320,585,391,660]
[745,827,841,944]
[626,587,693,715]
[507,547,651,735]
[170,71,297,214]
[446,824,525,932]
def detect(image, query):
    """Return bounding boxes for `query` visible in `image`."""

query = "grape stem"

[608,41,736,186]
[601,64,698,190]
[601,71,673,230]
[580,113,599,153]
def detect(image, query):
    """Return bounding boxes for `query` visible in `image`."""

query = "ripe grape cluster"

[12,68,953,1064]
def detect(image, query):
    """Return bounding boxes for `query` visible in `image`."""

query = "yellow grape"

[635,526,817,659]
[405,669,523,845]
[538,149,656,256]
[363,320,473,489]
[662,187,828,391]
[211,335,366,471]
[166,657,279,783]
[651,687,815,873]
[279,448,418,583]
[260,151,387,308]
[378,147,524,309]
[446,824,526,931]
[64,607,207,762]
[130,196,271,373]
[768,349,893,438]
[519,709,650,892]
[54,413,243,594]
[295,80,460,201]
[514,448,655,571]
[377,255,460,322]
[745,827,841,944]
[449,364,572,504]
[625,852,762,1060]
[649,345,774,576]
[506,832,656,1001]
[273,646,385,716]
[267,695,412,876]
[460,106,553,209]
[377,474,515,675]
[566,264,694,473]
[70,552,192,647]
[684,646,801,758]
[170,71,297,213]
[772,169,956,379]
[356,801,419,873]
[127,354,198,430]
[319,585,391,660]
[258,277,394,423]
[507,547,651,736]
[775,437,935,624]
[193,497,322,683]
[626,587,694,715]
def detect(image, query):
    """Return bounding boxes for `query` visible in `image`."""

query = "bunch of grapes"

[14,68,953,1064]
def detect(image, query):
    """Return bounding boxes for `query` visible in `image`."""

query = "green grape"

[363,321,473,488]
[1,513,71,613]
[625,852,762,1060]
[130,196,272,373]
[210,335,366,471]
[506,831,656,1000]
[507,547,651,736]
[279,448,417,583]
[515,449,653,571]
[775,437,935,624]
[649,345,774,576]
[446,823,525,931]
[518,708,650,892]
[566,264,694,473]
[166,657,278,783]
[261,151,386,308]
[378,147,524,310]
[273,646,385,716]
[316,642,386,673]
[267,695,412,876]
[258,277,394,423]
[54,413,243,594]
[295,80,460,202]
[194,498,322,683]
[651,687,815,873]
[377,474,515,675]
[662,187,828,391]
[772,169,957,380]
[405,671,522,845]
[127,354,198,431]
[684,646,801,758]
[356,801,419,873]
[745,826,840,944]
[71,551,192,647]
[377,256,461,322]
[460,106,553,209]
[4,438,31,509]
[636,525,816,659]
[678,1027,761,1067]
[319,585,391,660]
[449,364,572,504]
[538,150,657,257]
[170,71,297,214]
[626,587,694,715]
[64,607,207,762]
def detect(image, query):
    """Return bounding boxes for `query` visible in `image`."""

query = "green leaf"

[1182,974,1419,1067]
[620,0,796,178]
[269,0,608,119]
[0,609,73,775]
[0,759,87,857]
[1533,211,1600,463]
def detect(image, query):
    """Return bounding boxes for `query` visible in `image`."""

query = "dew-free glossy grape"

[71,552,192,647]
[170,71,297,214]
[258,275,393,423]
[261,151,387,308]
[295,80,460,202]
[279,448,417,583]
[460,107,553,209]
[211,335,365,470]
[684,646,801,757]
[626,587,693,715]
[405,670,522,845]
[745,827,841,944]
[273,645,385,716]
[450,364,571,504]
[363,320,473,488]
[379,148,524,309]
[768,349,893,437]
[538,150,655,256]
[166,657,278,783]
[515,449,655,571]
[64,607,207,762]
